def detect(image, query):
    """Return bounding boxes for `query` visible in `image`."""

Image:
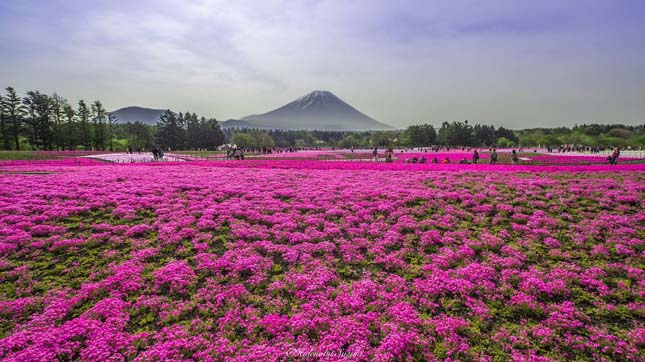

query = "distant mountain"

[221,90,393,131]
[110,106,167,125]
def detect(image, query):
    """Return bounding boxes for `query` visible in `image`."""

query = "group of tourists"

[373,147,395,162]
[247,147,298,154]
[489,149,498,164]
[226,147,245,160]
[409,148,517,165]
[543,144,631,155]
[384,148,394,162]
[386,146,623,165]
[221,146,303,159]
[151,148,165,161]
[403,156,429,164]
[137,144,624,165]
[553,145,602,153]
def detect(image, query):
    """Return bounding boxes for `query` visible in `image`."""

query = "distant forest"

[1,87,643,151]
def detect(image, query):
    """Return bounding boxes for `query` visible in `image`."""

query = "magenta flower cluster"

[0,161,643,361]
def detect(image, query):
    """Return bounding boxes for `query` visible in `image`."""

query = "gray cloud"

[0,0,644,128]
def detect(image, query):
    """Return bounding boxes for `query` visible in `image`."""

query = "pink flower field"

[0,161,644,361]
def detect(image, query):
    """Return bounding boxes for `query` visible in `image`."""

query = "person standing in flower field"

[490,149,498,164]
[511,150,518,165]
[472,149,479,164]
[385,147,393,162]
[372,147,378,161]
[610,147,620,164]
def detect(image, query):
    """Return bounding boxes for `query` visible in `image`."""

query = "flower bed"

[0,164,643,361]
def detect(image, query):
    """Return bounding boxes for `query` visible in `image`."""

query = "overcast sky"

[1,0,644,128]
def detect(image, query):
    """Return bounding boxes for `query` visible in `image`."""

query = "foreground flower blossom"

[0,159,643,361]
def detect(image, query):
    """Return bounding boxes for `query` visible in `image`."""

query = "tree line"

[224,121,643,149]
[516,124,645,148]
[404,121,519,147]
[0,87,226,151]
[224,121,520,148]
[154,110,224,150]
[0,87,115,151]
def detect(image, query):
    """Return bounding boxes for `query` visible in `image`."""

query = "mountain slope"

[110,106,167,125]
[231,90,393,130]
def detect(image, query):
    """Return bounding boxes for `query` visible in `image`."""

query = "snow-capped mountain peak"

[234,90,394,131]
[294,90,337,109]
